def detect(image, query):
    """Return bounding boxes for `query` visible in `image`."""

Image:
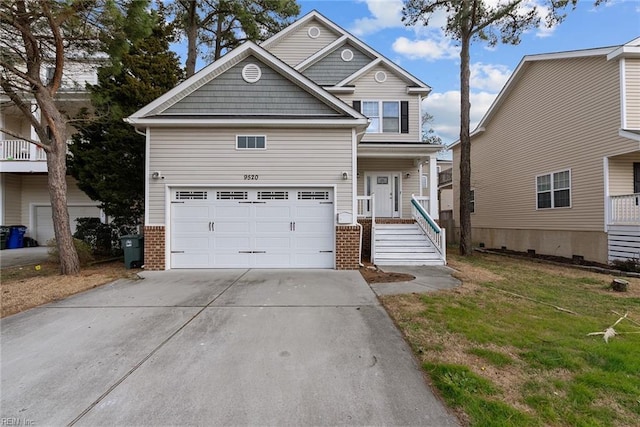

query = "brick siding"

[143,226,165,270]
[335,225,360,270]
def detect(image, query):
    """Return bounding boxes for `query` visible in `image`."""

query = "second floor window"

[354,100,409,134]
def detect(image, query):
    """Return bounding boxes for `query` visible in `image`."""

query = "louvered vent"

[258,191,289,200]
[242,64,262,83]
[374,71,387,83]
[307,26,321,39]
[217,191,248,200]
[176,191,208,200]
[298,191,329,200]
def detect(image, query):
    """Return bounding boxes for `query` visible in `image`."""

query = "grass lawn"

[381,252,640,427]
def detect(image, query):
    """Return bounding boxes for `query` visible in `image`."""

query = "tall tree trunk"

[185,0,198,77]
[39,98,81,274]
[459,34,472,256]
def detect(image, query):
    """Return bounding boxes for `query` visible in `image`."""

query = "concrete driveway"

[1,269,459,426]
[0,246,49,268]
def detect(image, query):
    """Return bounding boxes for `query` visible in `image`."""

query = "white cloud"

[350,0,405,36]
[470,63,512,92]
[392,35,459,61]
[422,90,498,146]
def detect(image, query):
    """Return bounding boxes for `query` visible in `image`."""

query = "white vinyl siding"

[266,19,341,67]
[624,58,640,129]
[339,65,420,143]
[356,158,419,219]
[453,54,636,232]
[147,128,353,224]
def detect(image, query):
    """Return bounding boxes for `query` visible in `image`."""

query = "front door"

[367,173,400,217]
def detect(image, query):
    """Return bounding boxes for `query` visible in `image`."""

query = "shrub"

[610,257,640,273]
[47,238,94,266]
[73,218,134,257]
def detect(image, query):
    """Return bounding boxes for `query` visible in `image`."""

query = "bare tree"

[0,0,151,274]
[403,0,606,256]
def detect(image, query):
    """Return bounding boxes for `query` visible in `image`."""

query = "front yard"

[382,252,640,426]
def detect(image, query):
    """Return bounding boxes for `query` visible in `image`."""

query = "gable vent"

[242,64,262,83]
[341,49,354,62]
[374,71,387,83]
[217,191,248,200]
[298,191,329,200]
[176,191,208,200]
[307,26,321,39]
[258,191,289,200]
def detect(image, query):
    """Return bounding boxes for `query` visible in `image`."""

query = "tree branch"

[0,127,45,149]
[0,78,50,151]
[42,0,64,95]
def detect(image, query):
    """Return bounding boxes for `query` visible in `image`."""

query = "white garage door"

[171,188,335,268]
[34,205,101,244]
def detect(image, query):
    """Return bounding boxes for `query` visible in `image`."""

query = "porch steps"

[373,223,445,266]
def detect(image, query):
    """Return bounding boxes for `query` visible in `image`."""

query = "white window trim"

[236,135,267,150]
[535,168,572,210]
[362,100,400,134]
[470,188,475,214]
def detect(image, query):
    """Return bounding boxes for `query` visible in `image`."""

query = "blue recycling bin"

[7,225,27,249]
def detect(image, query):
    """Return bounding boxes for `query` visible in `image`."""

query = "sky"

[292,0,639,147]
[180,1,640,147]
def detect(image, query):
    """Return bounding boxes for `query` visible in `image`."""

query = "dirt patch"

[1,261,139,318]
[359,265,415,284]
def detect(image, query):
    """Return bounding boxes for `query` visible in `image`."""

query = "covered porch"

[605,151,640,262]
[354,143,446,266]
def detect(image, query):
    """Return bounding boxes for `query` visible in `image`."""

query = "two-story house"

[0,59,102,245]
[126,11,446,270]
[452,37,640,265]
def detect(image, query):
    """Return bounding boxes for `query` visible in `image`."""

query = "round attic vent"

[307,26,321,39]
[374,70,387,83]
[341,49,354,62]
[242,63,262,83]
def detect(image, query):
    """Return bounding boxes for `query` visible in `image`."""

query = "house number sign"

[244,174,259,180]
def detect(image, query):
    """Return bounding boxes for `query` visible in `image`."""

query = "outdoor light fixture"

[405,172,411,178]
[342,172,348,180]
[151,171,163,180]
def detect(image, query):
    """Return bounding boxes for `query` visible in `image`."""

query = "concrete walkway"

[370,265,462,296]
[1,269,459,426]
[0,246,49,269]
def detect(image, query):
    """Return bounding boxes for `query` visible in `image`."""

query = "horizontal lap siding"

[3,174,22,224]
[266,20,340,67]
[303,43,373,86]
[609,152,640,195]
[357,158,419,218]
[625,59,640,129]
[147,128,353,224]
[339,65,420,142]
[163,57,340,116]
[19,175,97,228]
[454,56,637,232]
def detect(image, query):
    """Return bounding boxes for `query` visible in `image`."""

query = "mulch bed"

[359,265,415,284]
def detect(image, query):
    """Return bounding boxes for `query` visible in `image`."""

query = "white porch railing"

[610,194,640,225]
[411,195,446,263]
[0,139,47,161]
[412,195,430,215]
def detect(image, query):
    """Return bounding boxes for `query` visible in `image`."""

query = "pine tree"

[68,15,184,227]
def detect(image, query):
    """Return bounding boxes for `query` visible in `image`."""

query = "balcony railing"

[1,139,47,161]
[610,193,640,225]
[438,169,452,187]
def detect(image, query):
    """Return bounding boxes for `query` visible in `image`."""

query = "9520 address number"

[244,174,259,180]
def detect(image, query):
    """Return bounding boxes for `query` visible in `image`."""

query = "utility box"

[337,212,353,224]
[121,235,144,269]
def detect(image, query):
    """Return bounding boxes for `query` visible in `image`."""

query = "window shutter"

[400,101,409,133]
[352,100,361,112]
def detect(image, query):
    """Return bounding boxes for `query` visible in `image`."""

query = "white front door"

[170,188,334,269]
[368,173,400,218]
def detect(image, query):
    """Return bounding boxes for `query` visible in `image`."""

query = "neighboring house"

[452,37,640,264]
[0,59,103,245]
[127,11,446,270]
